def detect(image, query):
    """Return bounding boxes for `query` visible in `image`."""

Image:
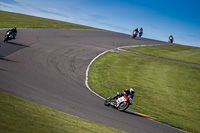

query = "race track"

[0,29,183,133]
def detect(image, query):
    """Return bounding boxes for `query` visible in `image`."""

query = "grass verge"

[0,10,103,30]
[0,10,123,133]
[123,44,200,64]
[0,91,125,133]
[88,45,200,133]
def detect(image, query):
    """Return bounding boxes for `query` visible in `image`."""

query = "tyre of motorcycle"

[139,33,142,37]
[104,97,112,106]
[3,36,9,42]
[169,39,173,43]
[132,35,136,39]
[117,101,129,111]
[132,31,137,39]
[139,32,143,37]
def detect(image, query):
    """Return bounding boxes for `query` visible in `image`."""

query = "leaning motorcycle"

[132,31,137,39]
[169,37,173,43]
[104,94,133,111]
[139,30,143,37]
[4,30,14,42]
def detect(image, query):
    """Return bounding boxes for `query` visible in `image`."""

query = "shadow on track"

[7,42,29,47]
[0,56,17,63]
[123,110,145,118]
[107,106,144,118]
[0,68,8,72]
[0,42,28,59]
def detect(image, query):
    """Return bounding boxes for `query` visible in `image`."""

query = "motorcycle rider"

[132,28,138,39]
[139,27,143,32]
[139,27,143,37]
[133,28,138,34]
[7,27,17,39]
[169,35,173,43]
[112,87,135,104]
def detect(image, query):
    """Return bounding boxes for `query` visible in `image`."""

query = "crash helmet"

[130,87,136,95]
[11,27,16,31]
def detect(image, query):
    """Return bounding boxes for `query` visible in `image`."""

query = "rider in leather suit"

[7,27,17,39]
[112,87,135,102]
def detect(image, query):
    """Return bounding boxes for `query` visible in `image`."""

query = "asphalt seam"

[85,44,190,133]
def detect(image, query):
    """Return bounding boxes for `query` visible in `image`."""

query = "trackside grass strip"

[0,91,125,133]
[88,49,200,133]
[0,10,123,133]
[0,10,103,30]
[123,44,200,64]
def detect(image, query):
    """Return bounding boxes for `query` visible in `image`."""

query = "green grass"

[0,10,123,133]
[88,46,200,133]
[1,10,199,133]
[0,91,125,133]
[0,10,103,30]
[123,44,200,64]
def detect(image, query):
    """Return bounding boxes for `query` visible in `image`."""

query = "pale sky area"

[0,0,200,47]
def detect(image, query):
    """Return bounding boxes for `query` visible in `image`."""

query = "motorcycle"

[4,30,15,42]
[169,37,173,43]
[132,31,138,39]
[139,30,143,37]
[104,94,133,111]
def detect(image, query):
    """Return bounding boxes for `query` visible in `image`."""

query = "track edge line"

[85,44,190,133]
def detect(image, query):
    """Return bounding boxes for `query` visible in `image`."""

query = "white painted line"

[85,44,187,133]
[85,50,112,100]
[85,44,156,100]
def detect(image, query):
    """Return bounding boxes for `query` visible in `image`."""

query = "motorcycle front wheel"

[104,97,112,106]
[3,36,9,42]
[118,102,129,111]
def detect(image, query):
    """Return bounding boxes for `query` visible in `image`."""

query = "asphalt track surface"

[0,29,184,133]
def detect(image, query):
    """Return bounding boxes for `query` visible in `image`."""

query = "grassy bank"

[0,92,124,133]
[88,45,200,133]
[0,10,102,30]
[123,44,200,64]
[0,10,124,133]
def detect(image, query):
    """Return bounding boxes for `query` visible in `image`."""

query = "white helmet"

[130,87,136,95]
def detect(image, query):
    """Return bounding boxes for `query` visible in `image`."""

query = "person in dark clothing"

[7,27,17,39]
[133,28,139,34]
[169,35,174,43]
[169,35,173,43]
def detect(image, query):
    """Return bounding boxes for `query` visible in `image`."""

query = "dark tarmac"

[0,29,183,133]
